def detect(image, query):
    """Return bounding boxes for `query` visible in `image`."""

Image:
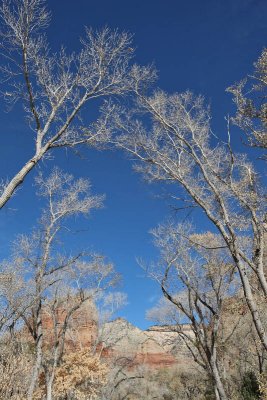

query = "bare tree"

[0,260,31,332]
[38,258,117,400]
[93,290,128,357]
[36,278,110,400]
[227,47,267,153]
[1,168,119,400]
[108,86,267,352]
[0,0,154,209]
[99,356,145,400]
[146,224,239,400]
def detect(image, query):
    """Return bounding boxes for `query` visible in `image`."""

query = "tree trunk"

[27,302,43,400]
[236,257,267,351]
[45,343,59,400]
[214,387,220,400]
[0,158,37,209]
[210,360,228,400]
[46,378,53,400]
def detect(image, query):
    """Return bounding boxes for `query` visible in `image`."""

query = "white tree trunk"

[27,302,43,400]
[210,357,228,400]
[0,158,37,209]
[236,257,267,351]
[45,342,60,400]
[46,378,53,400]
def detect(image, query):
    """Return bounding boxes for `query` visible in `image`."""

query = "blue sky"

[0,0,266,329]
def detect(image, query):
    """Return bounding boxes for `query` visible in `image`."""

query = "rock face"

[41,300,98,350]
[99,318,193,369]
[41,306,194,370]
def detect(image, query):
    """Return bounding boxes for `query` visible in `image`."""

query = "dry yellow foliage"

[35,350,108,400]
[0,344,32,400]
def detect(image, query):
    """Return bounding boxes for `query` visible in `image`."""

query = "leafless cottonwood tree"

[108,82,267,352]
[37,260,116,400]
[146,225,239,400]
[99,356,145,400]
[2,168,119,400]
[93,291,128,356]
[0,260,32,332]
[227,47,267,152]
[0,0,154,209]
[35,283,108,400]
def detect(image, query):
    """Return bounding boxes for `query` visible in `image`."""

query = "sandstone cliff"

[99,318,193,369]
[39,305,194,370]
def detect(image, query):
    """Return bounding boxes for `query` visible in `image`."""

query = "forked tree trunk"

[210,356,228,400]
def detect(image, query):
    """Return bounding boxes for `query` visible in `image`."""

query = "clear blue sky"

[0,0,266,329]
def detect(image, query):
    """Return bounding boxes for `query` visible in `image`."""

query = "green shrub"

[241,371,261,400]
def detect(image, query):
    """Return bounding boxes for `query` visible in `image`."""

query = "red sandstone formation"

[26,300,98,351]
[40,307,193,370]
